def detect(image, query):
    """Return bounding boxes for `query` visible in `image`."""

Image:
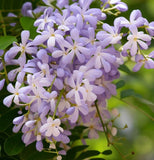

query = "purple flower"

[97,20,122,46]
[36,141,43,152]
[133,53,154,72]
[7,30,37,60]
[145,21,154,36]
[52,28,90,64]
[7,13,17,26]
[66,71,87,105]
[86,46,116,72]
[0,79,5,91]
[70,1,102,29]
[32,26,64,50]
[40,117,63,137]
[78,65,102,82]
[3,82,31,107]
[55,9,76,32]
[83,111,103,138]
[57,0,69,8]
[113,2,128,12]
[8,56,26,83]
[68,102,89,123]
[34,8,55,32]
[117,10,146,28]
[95,77,117,99]
[13,115,27,133]
[122,25,151,56]
[44,91,57,112]
[21,2,33,17]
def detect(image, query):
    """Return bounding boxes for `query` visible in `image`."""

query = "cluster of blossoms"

[0,0,154,159]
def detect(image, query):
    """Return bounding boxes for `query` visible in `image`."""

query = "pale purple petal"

[52,50,63,58]
[130,41,137,56]
[145,59,154,69]
[95,56,101,69]
[70,28,79,41]
[36,141,43,152]
[32,35,48,45]
[75,91,81,105]
[21,30,30,45]
[7,83,15,93]
[130,9,142,22]
[133,62,143,72]
[47,36,55,47]
[137,40,148,50]
[0,79,5,90]
[3,95,14,107]
[101,59,111,72]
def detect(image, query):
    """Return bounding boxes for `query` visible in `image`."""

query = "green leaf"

[120,89,136,99]
[0,108,18,132]
[102,150,112,155]
[20,17,35,30]
[90,0,102,8]
[20,17,38,39]
[20,143,56,160]
[76,150,100,160]
[0,144,1,157]
[4,133,25,156]
[116,80,125,89]
[119,64,131,74]
[69,126,88,141]
[64,145,89,160]
[0,36,17,50]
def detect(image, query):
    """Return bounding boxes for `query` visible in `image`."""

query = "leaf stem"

[95,100,110,146]
[113,96,154,121]
[0,11,6,36]
[1,51,9,84]
[53,88,64,119]
[48,75,56,93]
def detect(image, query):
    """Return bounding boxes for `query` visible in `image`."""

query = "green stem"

[0,9,21,12]
[95,100,110,146]
[0,11,6,36]
[1,51,9,84]
[53,89,64,119]
[48,75,56,93]
[51,3,62,14]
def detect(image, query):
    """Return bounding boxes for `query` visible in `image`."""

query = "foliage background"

[0,0,154,160]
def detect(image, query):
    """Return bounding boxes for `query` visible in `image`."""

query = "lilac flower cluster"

[1,0,154,158]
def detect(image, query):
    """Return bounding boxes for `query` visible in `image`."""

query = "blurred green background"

[87,1,154,160]
[0,0,154,160]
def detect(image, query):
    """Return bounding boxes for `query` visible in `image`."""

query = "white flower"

[40,117,63,137]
